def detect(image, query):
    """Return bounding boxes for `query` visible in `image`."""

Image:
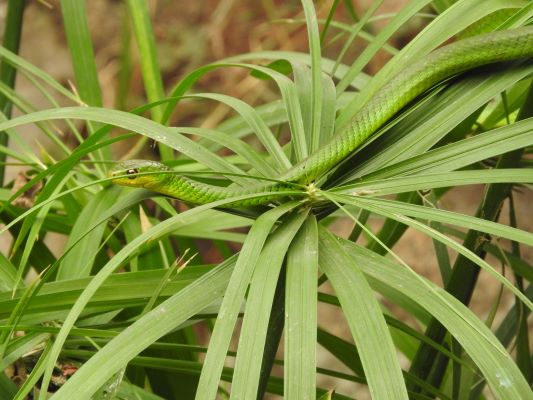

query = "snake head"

[109,159,171,189]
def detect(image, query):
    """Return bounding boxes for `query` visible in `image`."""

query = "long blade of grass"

[431,0,454,13]
[11,172,71,288]
[324,19,400,57]
[56,186,123,280]
[230,210,309,399]
[364,117,533,180]
[409,73,533,393]
[318,227,409,399]
[335,169,533,196]
[125,0,164,121]
[175,127,277,177]
[257,266,285,400]
[319,0,340,44]
[318,72,337,146]
[0,0,25,183]
[335,0,433,97]
[1,332,50,370]
[508,195,531,382]
[115,10,133,110]
[317,327,363,376]
[291,62,313,159]
[0,107,247,179]
[482,78,531,128]
[468,285,533,398]
[163,62,307,165]
[0,81,73,156]
[60,0,112,167]
[0,253,18,292]
[328,193,533,311]
[195,202,299,399]
[125,0,172,160]
[285,216,318,399]
[0,112,43,168]
[301,0,323,153]
[0,266,211,320]
[185,93,290,171]
[1,200,137,361]
[37,189,299,399]
[331,0,383,77]
[53,255,238,399]
[348,60,533,179]
[347,196,533,246]
[289,59,337,151]
[60,350,354,399]
[60,0,102,108]
[0,46,79,103]
[224,51,370,90]
[337,238,532,399]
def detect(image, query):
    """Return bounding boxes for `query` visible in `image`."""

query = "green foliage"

[0,0,532,399]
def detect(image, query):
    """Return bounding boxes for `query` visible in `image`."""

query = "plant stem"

[0,0,26,185]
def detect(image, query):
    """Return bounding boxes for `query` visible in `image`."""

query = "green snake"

[111,27,533,206]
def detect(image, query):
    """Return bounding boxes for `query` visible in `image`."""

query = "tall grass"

[0,0,531,399]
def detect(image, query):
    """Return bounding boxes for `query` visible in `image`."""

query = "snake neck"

[152,174,292,206]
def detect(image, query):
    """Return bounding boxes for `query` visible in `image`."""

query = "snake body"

[111,27,533,206]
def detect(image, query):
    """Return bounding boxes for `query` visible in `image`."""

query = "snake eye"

[126,168,138,179]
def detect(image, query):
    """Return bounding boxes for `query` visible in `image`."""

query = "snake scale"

[111,27,533,206]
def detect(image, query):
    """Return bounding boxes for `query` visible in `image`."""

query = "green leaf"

[301,0,323,153]
[329,192,533,311]
[0,252,18,292]
[53,256,237,399]
[335,169,533,196]
[338,239,532,399]
[0,46,78,103]
[60,0,110,161]
[285,216,318,399]
[0,267,210,320]
[337,0,528,128]
[126,0,171,159]
[365,117,533,180]
[230,209,308,398]
[184,93,290,171]
[431,0,454,13]
[335,0,433,98]
[125,0,164,122]
[0,107,247,179]
[176,127,277,177]
[60,0,102,108]
[195,202,298,399]
[57,187,122,279]
[349,61,533,179]
[318,227,409,399]
[224,51,370,90]
[348,196,533,246]
[0,0,25,183]
[162,62,307,162]
[12,172,70,286]
[38,190,297,400]
[331,0,383,77]
[317,327,363,376]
